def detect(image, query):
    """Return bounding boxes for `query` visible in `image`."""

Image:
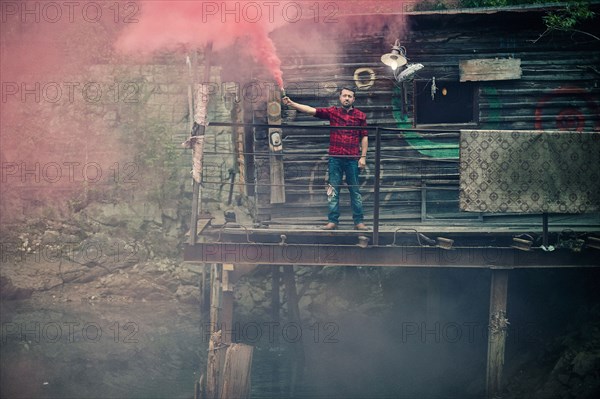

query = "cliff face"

[0,210,192,304]
[0,52,243,303]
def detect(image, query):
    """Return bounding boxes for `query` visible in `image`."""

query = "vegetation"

[414,0,597,39]
[542,2,598,39]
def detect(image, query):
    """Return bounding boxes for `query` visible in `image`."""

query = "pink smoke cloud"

[115,1,288,87]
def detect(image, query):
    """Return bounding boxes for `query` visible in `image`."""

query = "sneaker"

[321,222,337,230]
[355,223,369,231]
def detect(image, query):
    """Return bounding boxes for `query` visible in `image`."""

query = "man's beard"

[342,102,352,110]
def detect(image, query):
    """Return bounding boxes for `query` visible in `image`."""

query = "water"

[1,300,204,399]
[1,299,487,399]
[2,266,495,399]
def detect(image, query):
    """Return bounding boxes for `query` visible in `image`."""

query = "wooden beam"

[282,266,305,396]
[486,269,509,398]
[268,89,286,204]
[206,263,230,399]
[184,243,600,268]
[188,44,213,243]
[271,266,281,324]
[220,344,253,399]
[460,58,521,82]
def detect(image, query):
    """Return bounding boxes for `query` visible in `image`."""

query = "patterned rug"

[459,130,600,213]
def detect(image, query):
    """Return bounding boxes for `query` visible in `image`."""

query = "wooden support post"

[486,269,509,398]
[373,127,381,245]
[201,264,210,317]
[188,44,213,244]
[220,344,254,399]
[282,265,305,396]
[206,263,225,399]
[271,266,281,395]
[421,181,427,222]
[187,50,199,246]
[268,89,286,204]
[210,264,222,332]
[542,213,549,248]
[271,266,281,324]
[229,88,245,197]
[426,269,440,324]
[204,263,254,399]
[221,264,234,344]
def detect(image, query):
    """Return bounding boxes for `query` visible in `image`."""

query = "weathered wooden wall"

[246,7,600,227]
[408,10,600,131]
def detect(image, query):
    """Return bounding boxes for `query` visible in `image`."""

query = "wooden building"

[187,4,600,398]
[242,3,600,229]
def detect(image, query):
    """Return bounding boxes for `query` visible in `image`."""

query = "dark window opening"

[416,81,476,124]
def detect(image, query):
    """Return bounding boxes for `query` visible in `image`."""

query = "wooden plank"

[185,243,600,268]
[196,217,212,237]
[282,266,305,396]
[232,98,246,196]
[206,330,227,399]
[460,58,522,82]
[271,266,281,323]
[268,90,286,204]
[486,269,509,398]
[219,344,254,399]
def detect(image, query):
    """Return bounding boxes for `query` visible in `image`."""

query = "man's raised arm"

[282,96,317,116]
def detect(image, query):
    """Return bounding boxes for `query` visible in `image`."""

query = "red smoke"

[116,1,287,88]
[1,0,409,224]
[115,1,410,89]
[0,2,129,224]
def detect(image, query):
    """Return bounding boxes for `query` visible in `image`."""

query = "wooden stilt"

[486,269,509,398]
[201,264,210,316]
[426,269,441,324]
[203,263,255,399]
[188,45,213,244]
[268,89,286,204]
[195,374,205,399]
[220,344,254,399]
[206,263,225,399]
[210,264,222,331]
[282,265,305,397]
[272,266,281,325]
[271,266,281,395]
[221,264,234,344]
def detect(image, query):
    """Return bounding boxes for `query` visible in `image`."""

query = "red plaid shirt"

[314,106,368,157]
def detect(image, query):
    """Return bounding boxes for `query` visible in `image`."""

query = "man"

[283,87,368,230]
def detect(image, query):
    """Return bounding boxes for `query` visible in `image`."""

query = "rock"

[298,295,313,311]
[41,230,61,244]
[557,373,570,385]
[175,269,198,285]
[0,275,33,300]
[175,285,199,304]
[572,351,600,377]
[82,203,130,227]
[59,260,93,283]
[69,267,109,284]
[152,275,180,293]
[2,261,63,292]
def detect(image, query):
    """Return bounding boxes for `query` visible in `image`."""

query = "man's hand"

[358,156,366,169]
[282,97,317,116]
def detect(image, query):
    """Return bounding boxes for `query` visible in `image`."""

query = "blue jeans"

[327,157,364,225]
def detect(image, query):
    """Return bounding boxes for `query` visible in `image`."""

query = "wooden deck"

[185,215,600,268]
